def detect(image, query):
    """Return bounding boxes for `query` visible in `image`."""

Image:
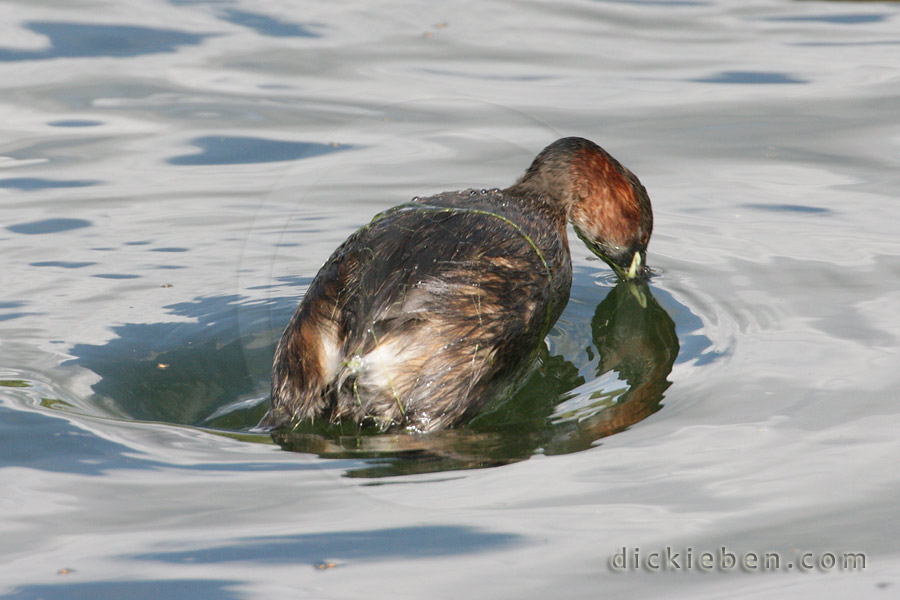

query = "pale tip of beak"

[626,252,642,279]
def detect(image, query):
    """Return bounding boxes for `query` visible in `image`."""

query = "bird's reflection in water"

[272,280,679,477]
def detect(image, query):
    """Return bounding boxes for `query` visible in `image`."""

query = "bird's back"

[268,188,573,431]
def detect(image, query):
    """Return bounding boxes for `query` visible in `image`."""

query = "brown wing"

[269,194,569,431]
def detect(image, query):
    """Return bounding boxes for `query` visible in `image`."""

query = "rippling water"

[2,0,899,597]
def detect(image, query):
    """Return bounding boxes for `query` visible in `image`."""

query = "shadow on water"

[66,279,703,477]
[273,280,680,477]
[66,290,303,427]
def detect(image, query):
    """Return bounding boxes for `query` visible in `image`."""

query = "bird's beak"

[625,251,643,280]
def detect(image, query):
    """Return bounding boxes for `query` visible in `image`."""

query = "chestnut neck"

[507,137,653,274]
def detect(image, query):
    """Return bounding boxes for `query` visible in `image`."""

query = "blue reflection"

[0,405,139,475]
[0,315,34,322]
[47,119,103,127]
[2,579,243,600]
[30,261,97,268]
[596,0,709,5]
[792,40,900,48]
[421,68,556,82]
[742,203,831,214]
[7,218,91,234]
[168,136,351,165]
[0,22,209,61]
[0,308,40,322]
[0,177,99,191]
[650,286,723,366]
[0,402,317,475]
[0,301,38,321]
[220,9,320,38]
[133,526,522,564]
[768,14,887,25]
[693,71,806,84]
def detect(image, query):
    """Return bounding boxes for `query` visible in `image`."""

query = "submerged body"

[264,137,653,432]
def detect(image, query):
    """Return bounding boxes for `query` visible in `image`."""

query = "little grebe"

[263,137,653,432]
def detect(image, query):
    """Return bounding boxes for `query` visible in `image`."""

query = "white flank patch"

[319,322,343,382]
[357,337,416,394]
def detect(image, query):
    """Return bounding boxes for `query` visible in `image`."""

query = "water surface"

[2,0,899,597]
